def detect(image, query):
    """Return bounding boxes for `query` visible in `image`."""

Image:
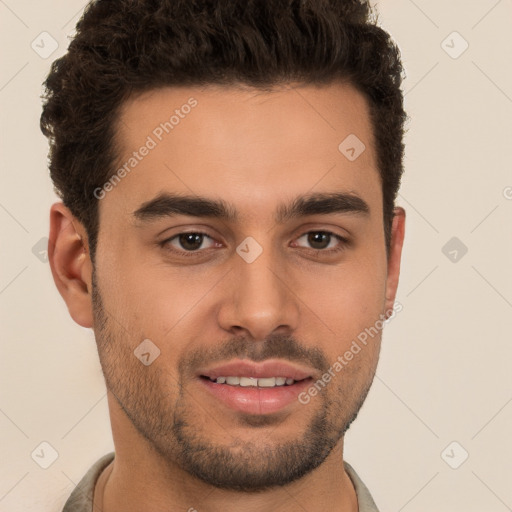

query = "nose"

[217,243,300,341]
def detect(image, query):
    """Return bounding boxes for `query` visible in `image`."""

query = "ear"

[48,202,94,328]
[384,206,406,315]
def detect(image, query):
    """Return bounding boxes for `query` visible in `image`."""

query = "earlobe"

[48,202,94,328]
[384,206,406,315]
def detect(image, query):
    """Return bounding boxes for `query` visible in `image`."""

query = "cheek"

[93,235,169,336]
[300,258,386,333]
[106,257,219,339]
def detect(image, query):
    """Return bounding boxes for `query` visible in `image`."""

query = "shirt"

[62,452,380,511]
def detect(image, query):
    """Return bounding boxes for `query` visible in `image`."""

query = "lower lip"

[198,377,313,415]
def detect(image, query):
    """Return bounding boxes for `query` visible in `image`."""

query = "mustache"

[179,333,329,377]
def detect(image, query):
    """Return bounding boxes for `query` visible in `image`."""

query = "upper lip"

[198,359,315,381]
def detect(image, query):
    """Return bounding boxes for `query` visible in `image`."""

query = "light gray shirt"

[62,452,380,511]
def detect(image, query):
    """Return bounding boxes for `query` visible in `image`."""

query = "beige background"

[1,1,511,510]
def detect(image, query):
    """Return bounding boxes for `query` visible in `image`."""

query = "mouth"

[197,375,314,415]
[200,375,311,387]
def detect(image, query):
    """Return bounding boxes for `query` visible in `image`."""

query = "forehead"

[104,82,380,225]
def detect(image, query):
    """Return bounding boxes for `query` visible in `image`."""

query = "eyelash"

[159,230,349,259]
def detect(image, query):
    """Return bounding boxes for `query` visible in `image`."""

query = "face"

[79,82,403,492]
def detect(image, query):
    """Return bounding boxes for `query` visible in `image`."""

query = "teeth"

[240,377,258,387]
[209,376,299,387]
[258,377,280,387]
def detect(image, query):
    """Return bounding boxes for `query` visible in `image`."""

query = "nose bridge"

[219,236,299,338]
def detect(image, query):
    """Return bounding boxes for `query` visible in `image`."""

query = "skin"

[49,82,405,512]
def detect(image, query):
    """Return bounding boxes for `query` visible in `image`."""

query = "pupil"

[180,233,203,251]
[309,232,329,249]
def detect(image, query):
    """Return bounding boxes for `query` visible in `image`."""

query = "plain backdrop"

[1,1,511,511]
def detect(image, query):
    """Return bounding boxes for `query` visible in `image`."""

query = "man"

[42,0,407,510]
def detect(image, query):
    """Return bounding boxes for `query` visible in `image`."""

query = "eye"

[293,231,348,254]
[161,232,218,257]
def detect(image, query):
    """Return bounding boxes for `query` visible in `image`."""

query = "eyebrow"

[132,191,370,224]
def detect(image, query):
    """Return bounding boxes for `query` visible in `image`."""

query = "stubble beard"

[90,268,378,493]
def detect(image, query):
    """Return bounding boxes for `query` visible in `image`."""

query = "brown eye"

[295,231,347,253]
[161,232,217,257]
[306,232,331,250]
[177,233,207,251]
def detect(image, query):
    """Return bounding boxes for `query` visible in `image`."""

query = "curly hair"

[40,0,407,263]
